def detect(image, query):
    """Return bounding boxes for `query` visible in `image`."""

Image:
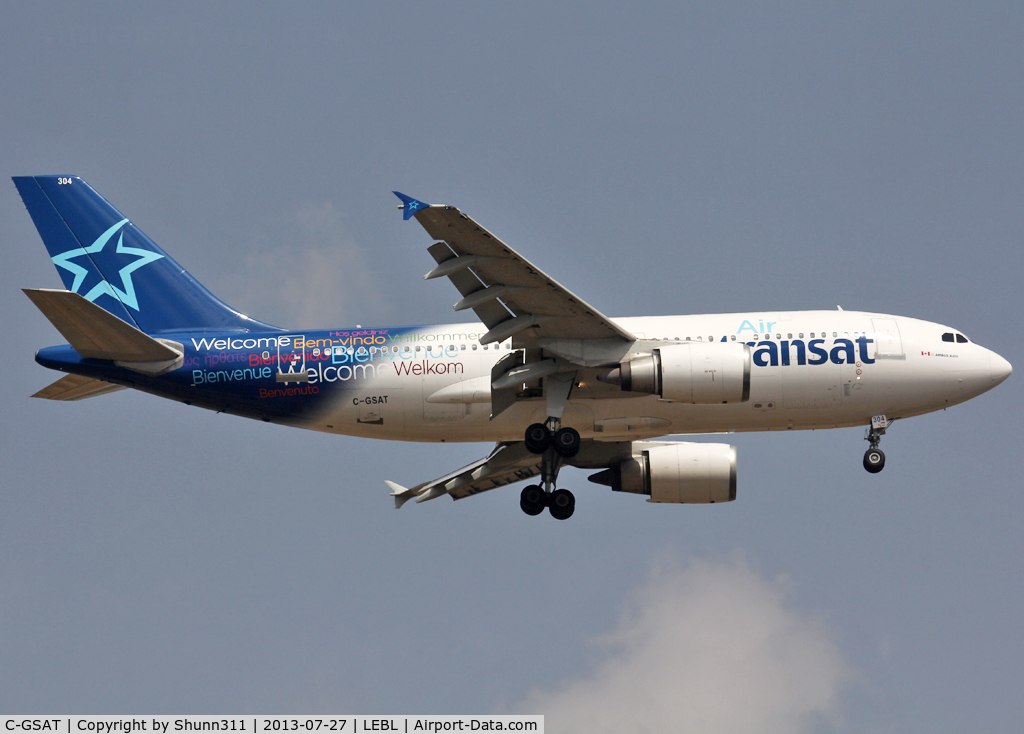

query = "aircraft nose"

[990,351,1012,385]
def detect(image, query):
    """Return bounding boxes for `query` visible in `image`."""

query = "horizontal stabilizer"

[24,289,180,362]
[32,373,127,401]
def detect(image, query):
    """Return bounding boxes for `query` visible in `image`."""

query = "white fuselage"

[300,310,1010,442]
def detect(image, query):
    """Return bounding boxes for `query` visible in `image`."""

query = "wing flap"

[427,241,512,330]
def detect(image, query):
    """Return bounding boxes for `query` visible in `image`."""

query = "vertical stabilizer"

[14,176,280,334]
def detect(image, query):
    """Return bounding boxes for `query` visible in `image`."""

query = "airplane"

[15,176,1012,520]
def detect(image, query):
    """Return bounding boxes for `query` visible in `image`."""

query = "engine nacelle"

[589,443,737,503]
[602,343,751,403]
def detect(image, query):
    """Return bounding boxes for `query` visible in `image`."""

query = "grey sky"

[1,2,1021,730]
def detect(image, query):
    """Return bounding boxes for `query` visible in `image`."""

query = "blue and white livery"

[16,176,1012,519]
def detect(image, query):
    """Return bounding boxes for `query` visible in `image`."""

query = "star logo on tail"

[51,219,165,311]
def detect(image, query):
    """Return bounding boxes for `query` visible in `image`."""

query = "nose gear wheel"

[863,448,886,473]
[863,415,892,474]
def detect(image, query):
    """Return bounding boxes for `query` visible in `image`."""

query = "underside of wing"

[385,441,542,508]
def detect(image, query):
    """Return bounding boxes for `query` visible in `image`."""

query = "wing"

[384,438,684,509]
[385,441,542,508]
[394,193,636,353]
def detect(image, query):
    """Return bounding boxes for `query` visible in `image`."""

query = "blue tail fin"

[14,176,280,334]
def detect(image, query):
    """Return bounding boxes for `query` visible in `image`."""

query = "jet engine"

[599,342,751,403]
[588,442,737,503]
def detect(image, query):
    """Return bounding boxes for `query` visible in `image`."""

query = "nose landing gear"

[521,417,580,519]
[863,415,891,474]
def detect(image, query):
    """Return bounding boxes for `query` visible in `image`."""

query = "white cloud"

[232,202,389,329]
[517,557,848,734]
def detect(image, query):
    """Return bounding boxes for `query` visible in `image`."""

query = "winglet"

[385,480,419,509]
[393,191,429,220]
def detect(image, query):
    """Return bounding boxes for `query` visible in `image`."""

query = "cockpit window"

[956,334,968,343]
[942,333,954,342]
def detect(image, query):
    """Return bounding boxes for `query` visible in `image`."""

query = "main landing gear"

[863,414,891,474]
[521,418,580,520]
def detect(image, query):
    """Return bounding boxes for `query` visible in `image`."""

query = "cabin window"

[686,337,691,341]
[709,336,714,341]
[776,333,781,339]
[415,346,421,352]
[956,334,969,343]
[832,332,837,337]
[799,333,804,338]
[472,344,478,351]
[674,337,680,341]
[730,335,736,341]
[942,333,955,342]
[697,336,702,341]
[787,333,792,339]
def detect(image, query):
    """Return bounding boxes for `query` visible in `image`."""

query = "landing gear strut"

[863,414,891,474]
[521,416,580,519]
